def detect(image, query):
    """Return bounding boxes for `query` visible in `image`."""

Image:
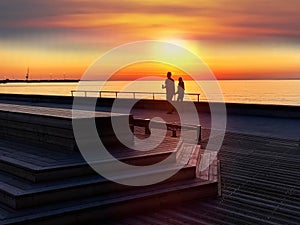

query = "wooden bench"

[131,118,202,143]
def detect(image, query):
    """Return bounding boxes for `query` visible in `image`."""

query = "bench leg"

[172,130,177,137]
[129,124,134,133]
[145,127,151,135]
[197,125,202,143]
[144,119,151,135]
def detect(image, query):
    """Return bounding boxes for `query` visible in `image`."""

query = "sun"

[163,39,199,55]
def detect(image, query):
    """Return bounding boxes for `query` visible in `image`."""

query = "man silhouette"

[162,71,175,113]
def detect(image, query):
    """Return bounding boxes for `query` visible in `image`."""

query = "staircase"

[0,104,220,225]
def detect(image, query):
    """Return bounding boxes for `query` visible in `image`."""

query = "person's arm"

[162,80,167,89]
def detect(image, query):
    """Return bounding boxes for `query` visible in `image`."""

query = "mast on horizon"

[26,67,29,81]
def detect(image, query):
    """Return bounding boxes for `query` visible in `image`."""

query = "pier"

[0,101,219,225]
[0,94,299,224]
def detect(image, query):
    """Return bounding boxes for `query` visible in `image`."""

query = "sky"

[0,0,300,80]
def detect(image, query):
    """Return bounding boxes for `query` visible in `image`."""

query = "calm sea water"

[0,80,299,106]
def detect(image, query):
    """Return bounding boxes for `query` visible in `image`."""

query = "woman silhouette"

[176,77,185,102]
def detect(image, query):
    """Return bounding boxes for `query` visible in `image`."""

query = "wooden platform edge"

[217,160,222,197]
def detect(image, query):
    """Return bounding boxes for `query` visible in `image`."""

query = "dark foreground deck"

[0,102,299,224]
[108,133,300,225]
[0,104,219,225]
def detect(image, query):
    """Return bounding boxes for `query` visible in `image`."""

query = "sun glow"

[163,39,200,56]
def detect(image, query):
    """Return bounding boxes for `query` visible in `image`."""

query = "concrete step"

[0,161,198,209]
[1,178,219,225]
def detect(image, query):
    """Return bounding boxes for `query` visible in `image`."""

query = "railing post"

[197,94,200,102]
[71,91,74,96]
[99,91,102,98]
[153,93,155,100]
[85,91,87,97]
[133,92,136,99]
[115,92,118,98]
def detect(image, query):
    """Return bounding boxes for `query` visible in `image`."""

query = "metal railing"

[71,90,201,102]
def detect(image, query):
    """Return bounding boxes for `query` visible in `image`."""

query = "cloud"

[1,0,300,43]
[0,0,203,23]
[0,0,66,22]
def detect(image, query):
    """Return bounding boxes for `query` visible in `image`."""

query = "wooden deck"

[108,133,300,225]
[0,103,124,119]
[1,101,298,224]
[0,103,133,151]
[0,104,219,224]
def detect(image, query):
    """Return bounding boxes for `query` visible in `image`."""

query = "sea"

[0,80,299,106]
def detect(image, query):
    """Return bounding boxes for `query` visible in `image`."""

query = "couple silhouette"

[162,72,185,114]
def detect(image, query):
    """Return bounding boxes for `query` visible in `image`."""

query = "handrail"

[71,90,201,102]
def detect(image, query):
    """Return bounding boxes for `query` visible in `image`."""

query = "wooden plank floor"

[0,103,121,119]
[106,133,300,225]
[0,127,182,171]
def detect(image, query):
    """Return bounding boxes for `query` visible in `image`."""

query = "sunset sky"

[1,0,300,80]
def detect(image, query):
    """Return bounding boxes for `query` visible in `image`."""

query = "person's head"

[178,77,183,82]
[167,71,172,78]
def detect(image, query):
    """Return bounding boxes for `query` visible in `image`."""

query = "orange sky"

[0,0,300,80]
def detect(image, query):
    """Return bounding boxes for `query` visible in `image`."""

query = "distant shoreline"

[0,79,80,84]
[1,78,300,84]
